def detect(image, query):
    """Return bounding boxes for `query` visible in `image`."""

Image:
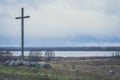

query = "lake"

[12,51,114,57]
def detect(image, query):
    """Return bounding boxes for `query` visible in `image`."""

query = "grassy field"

[0,58,120,80]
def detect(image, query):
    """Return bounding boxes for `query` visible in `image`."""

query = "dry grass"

[0,58,120,80]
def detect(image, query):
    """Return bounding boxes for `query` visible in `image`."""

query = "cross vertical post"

[15,8,30,59]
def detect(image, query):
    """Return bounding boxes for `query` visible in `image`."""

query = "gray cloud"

[0,0,120,46]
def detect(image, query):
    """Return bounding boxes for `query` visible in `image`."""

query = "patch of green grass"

[0,61,120,80]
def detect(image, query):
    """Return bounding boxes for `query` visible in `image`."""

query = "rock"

[14,59,24,66]
[23,61,31,66]
[4,60,23,66]
[70,68,79,72]
[4,60,52,68]
[4,60,10,65]
[8,60,15,66]
[109,69,116,75]
[44,64,52,69]
[37,62,52,68]
[29,62,37,67]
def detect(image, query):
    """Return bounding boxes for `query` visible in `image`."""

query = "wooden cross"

[15,8,30,59]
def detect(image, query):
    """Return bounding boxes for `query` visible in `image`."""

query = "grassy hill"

[0,58,120,80]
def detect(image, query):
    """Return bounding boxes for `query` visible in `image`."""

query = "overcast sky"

[0,0,120,47]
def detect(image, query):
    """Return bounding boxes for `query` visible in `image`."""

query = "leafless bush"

[28,51,43,61]
[0,51,12,62]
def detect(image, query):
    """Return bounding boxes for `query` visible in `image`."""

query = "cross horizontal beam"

[0,47,120,51]
[16,16,30,19]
